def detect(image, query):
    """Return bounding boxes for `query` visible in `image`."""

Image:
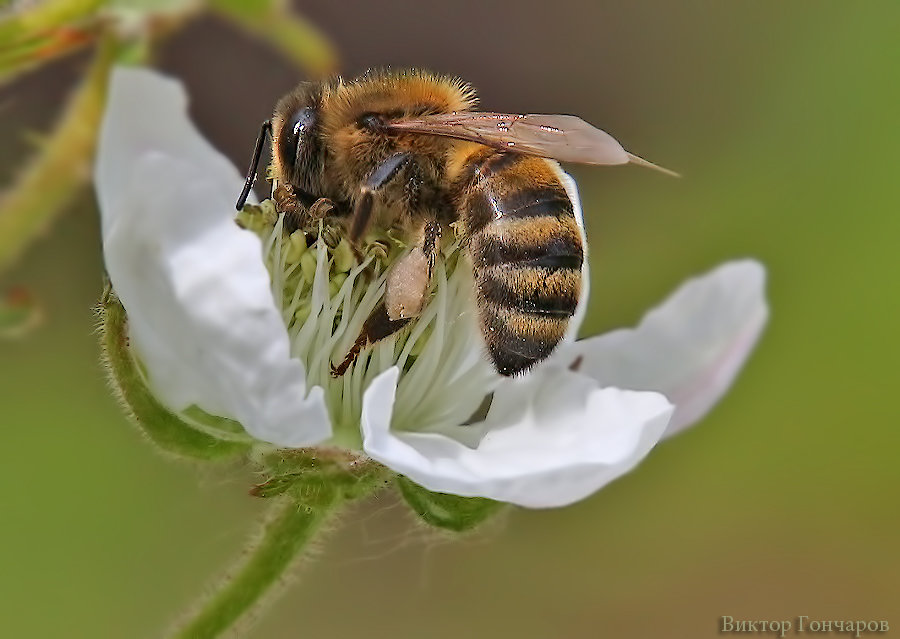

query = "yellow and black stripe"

[455,150,583,376]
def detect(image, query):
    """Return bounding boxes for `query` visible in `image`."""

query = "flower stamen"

[240,201,499,447]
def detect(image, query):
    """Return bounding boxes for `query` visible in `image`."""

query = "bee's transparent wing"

[385,112,678,175]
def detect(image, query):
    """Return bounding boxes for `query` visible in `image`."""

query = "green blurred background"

[2,2,898,637]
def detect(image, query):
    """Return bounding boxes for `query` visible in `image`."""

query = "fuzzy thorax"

[237,201,499,449]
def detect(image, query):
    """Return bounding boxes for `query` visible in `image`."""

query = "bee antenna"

[236,119,273,210]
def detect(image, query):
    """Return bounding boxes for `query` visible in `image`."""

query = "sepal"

[395,475,505,532]
[98,287,251,461]
[252,448,387,504]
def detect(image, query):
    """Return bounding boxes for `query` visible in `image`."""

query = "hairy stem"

[170,494,346,639]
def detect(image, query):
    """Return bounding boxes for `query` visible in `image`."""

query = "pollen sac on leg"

[385,247,430,320]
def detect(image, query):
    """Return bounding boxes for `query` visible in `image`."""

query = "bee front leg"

[308,197,337,219]
[331,219,441,377]
[349,152,414,245]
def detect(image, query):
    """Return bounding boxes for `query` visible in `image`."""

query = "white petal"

[548,162,590,344]
[96,67,330,447]
[562,260,768,436]
[96,67,251,236]
[361,366,673,508]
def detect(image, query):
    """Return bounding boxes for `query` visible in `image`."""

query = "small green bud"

[285,230,308,262]
[396,476,505,532]
[299,250,317,283]
[235,208,257,232]
[332,238,356,273]
[259,199,278,225]
[293,304,311,325]
[236,201,278,235]
[329,272,348,298]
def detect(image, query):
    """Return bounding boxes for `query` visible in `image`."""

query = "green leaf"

[99,289,250,461]
[396,476,506,533]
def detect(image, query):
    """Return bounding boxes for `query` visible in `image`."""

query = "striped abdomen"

[457,150,584,376]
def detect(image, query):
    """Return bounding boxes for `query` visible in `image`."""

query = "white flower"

[95,67,768,508]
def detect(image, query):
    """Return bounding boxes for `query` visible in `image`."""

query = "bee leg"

[331,302,410,377]
[384,219,441,321]
[331,220,440,377]
[273,183,308,232]
[349,152,414,244]
[422,219,441,280]
[308,197,336,219]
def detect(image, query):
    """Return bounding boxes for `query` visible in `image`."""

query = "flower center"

[238,201,499,448]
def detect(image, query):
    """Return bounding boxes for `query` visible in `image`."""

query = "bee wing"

[385,112,678,176]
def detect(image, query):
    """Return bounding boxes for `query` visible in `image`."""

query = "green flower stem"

[211,0,338,77]
[0,34,114,275]
[170,493,348,639]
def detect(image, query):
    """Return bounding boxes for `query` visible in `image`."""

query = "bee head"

[271,83,328,197]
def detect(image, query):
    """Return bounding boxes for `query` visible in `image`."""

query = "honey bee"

[236,69,674,377]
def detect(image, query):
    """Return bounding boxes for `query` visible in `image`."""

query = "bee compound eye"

[280,106,318,168]
[289,107,317,139]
